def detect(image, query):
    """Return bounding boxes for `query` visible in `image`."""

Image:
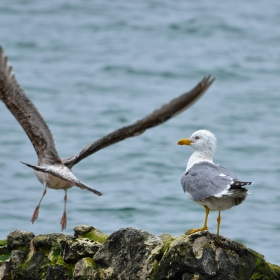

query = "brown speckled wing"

[21,161,102,196]
[64,75,215,168]
[0,46,61,165]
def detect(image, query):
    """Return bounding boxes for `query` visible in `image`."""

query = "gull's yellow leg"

[190,206,210,234]
[217,211,221,235]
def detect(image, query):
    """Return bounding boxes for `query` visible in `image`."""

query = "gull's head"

[178,129,217,155]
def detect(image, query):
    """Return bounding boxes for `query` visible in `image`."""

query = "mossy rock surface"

[0,226,279,280]
[74,225,108,244]
[154,231,280,280]
[94,227,163,280]
[7,230,34,251]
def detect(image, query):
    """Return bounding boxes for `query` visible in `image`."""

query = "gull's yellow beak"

[177,138,192,145]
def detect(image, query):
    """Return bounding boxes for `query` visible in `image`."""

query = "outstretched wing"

[0,46,61,165]
[21,161,102,196]
[64,75,215,168]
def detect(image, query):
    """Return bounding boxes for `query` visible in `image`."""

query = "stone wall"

[0,225,279,280]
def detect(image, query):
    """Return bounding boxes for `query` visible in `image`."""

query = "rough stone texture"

[73,258,99,280]
[73,225,95,237]
[9,250,26,272]
[61,238,101,263]
[7,230,35,251]
[94,227,164,280]
[74,225,108,244]
[0,227,280,280]
[154,231,280,280]
[45,265,72,280]
[32,233,72,252]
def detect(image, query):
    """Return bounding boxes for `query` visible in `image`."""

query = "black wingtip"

[94,190,103,196]
[20,161,41,171]
[20,161,30,167]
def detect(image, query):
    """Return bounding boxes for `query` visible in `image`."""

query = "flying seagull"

[0,46,214,230]
[178,129,252,235]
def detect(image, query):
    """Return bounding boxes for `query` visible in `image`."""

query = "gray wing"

[181,162,238,201]
[63,75,215,168]
[0,46,61,165]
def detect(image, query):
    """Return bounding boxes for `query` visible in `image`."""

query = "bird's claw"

[187,227,208,234]
[31,206,40,224]
[60,212,67,231]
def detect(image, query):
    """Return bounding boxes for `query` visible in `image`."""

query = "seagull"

[0,46,214,230]
[178,129,252,235]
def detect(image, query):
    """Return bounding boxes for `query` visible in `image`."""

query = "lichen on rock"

[61,238,101,263]
[94,227,164,280]
[0,226,280,280]
[7,230,34,251]
[74,225,108,244]
[154,231,280,280]
[73,257,99,280]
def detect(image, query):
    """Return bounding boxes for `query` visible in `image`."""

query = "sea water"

[0,0,280,265]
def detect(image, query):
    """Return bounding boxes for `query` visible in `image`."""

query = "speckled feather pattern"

[0,46,60,166]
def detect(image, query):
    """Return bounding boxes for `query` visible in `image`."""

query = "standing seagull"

[178,130,252,235]
[0,46,214,230]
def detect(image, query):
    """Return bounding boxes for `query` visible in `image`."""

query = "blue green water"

[1,0,280,265]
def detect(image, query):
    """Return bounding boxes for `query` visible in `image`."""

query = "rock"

[74,225,95,236]
[74,225,108,244]
[94,227,164,280]
[9,250,26,271]
[31,233,72,252]
[159,233,178,253]
[1,226,280,279]
[73,258,99,280]
[7,230,34,251]
[61,238,101,263]
[154,231,280,280]
[0,262,11,280]
[24,251,48,278]
[45,265,72,280]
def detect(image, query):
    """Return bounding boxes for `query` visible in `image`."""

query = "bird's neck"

[186,150,214,171]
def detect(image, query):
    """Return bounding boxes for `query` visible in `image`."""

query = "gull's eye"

[195,136,200,140]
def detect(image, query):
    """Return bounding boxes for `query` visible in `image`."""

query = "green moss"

[72,257,99,280]
[0,239,10,262]
[0,239,9,257]
[83,258,98,277]
[0,240,7,246]
[0,254,11,262]
[162,238,174,252]
[48,244,74,273]
[83,229,108,244]
[250,272,262,280]
[249,251,280,280]
[55,255,73,272]
[151,259,159,279]
[32,235,52,254]
[20,261,28,271]
[49,244,61,261]
[83,257,95,267]
[159,234,177,253]
[14,243,31,251]
[268,263,280,273]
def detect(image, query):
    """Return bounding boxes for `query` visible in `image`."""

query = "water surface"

[0,0,280,265]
